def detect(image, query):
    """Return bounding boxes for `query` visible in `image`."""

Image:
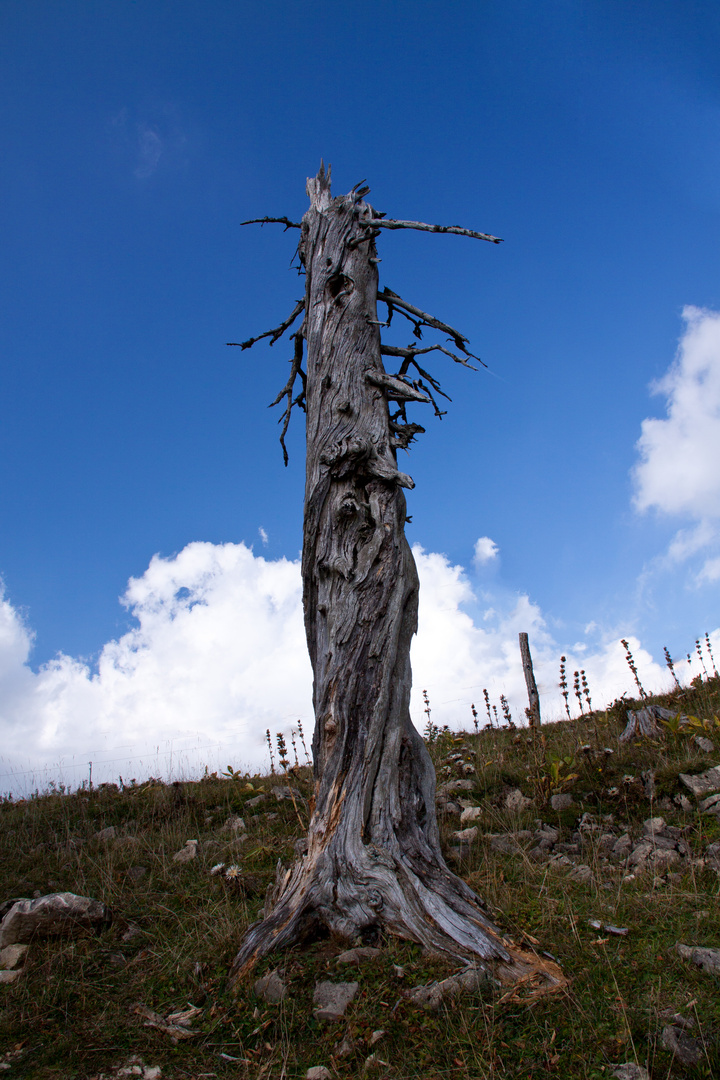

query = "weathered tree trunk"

[519,632,541,727]
[229,167,563,994]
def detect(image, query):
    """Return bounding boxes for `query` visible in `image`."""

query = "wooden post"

[519,632,541,727]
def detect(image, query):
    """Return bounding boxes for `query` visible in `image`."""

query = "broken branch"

[240,216,302,230]
[368,218,502,244]
[227,300,305,351]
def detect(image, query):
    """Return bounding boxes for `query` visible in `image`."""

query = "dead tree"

[228,165,563,995]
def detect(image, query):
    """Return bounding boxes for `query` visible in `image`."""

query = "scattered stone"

[451,826,478,844]
[336,947,382,965]
[271,785,303,802]
[172,840,199,864]
[628,842,653,868]
[253,969,287,1003]
[0,970,21,985]
[661,1024,702,1066]
[505,789,533,813]
[611,1065,649,1080]
[699,792,720,816]
[392,964,405,978]
[674,793,693,812]
[676,942,720,975]
[642,817,665,837]
[334,1033,355,1058]
[121,923,142,943]
[106,1057,162,1079]
[440,801,461,815]
[95,826,117,841]
[306,1068,332,1080]
[364,1054,390,1071]
[368,1029,386,1046]
[313,981,358,1020]
[245,793,266,808]
[0,892,111,948]
[694,735,715,753]
[550,793,574,811]
[567,864,593,884]
[679,765,720,798]
[0,943,28,970]
[460,806,483,825]
[437,779,475,795]
[222,815,246,834]
[408,964,491,1010]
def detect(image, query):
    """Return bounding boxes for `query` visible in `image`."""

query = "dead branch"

[227,300,305,351]
[380,342,484,371]
[240,216,302,230]
[368,218,502,244]
[268,332,306,466]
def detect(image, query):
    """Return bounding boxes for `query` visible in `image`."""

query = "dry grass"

[1,676,720,1078]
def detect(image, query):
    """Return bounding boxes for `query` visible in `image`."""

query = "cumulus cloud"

[633,306,720,581]
[473,536,499,566]
[2,541,706,797]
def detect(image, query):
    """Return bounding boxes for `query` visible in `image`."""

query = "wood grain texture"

[229,166,563,997]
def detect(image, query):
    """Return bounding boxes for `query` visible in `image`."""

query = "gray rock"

[95,826,117,841]
[699,792,720,816]
[642,816,665,837]
[679,765,720,797]
[611,1066,649,1080]
[460,806,483,825]
[334,1033,355,1058]
[336,947,382,965]
[451,826,478,844]
[567,864,593,883]
[437,778,475,794]
[534,825,559,843]
[694,735,715,753]
[172,840,199,864]
[652,848,680,869]
[505,789,533,813]
[408,964,491,1010]
[245,793,266,807]
[0,892,111,948]
[127,866,147,883]
[674,793,693,812]
[313,980,358,1020]
[550,793,574,811]
[0,943,28,970]
[223,815,246,834]
[676,942,720,974]
[598,833,617,852]
[253,969,287,1003]
[271,785,303,802]
[661,1024,702,1065]
[628,842,653,867]
[306,1069,332,1080]
[0,968,22,984]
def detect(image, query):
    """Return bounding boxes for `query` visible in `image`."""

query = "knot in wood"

[366,888,384,911]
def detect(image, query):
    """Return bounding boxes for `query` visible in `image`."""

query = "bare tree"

[228,165,562,996]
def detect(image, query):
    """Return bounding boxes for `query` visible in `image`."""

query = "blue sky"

[1,1,720,788]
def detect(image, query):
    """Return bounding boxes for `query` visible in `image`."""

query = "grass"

[1,674,720,1079]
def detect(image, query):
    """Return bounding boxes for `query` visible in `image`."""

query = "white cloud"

[258,527,269,546]
[2,542,709,796]
[473,536,499,566]
[633,307,720,582]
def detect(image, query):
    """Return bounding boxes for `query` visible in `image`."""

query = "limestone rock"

[699,792,720,816]
[567,864,593,883]
[505,789,533,813]
[245,793,266,808]
[0,943,28,970]
[313,980,358,1020]
[172,840,199,864]
[95,826,117,841]
[336,947,382,965]
[253,969,287,1003]
[460,806,483,825]
[0,892,111,948]
[679,765,720,798]
[451,826,478,844]
[550,793,574,811]
[222,815,246,834]
[0,969,22,985]
[271,785,303,802]
[408,964,491,1010]
[642,816,665,837]
[676,942,720,975]
[306,1068,332,1080]
[611,1066,649,1080]
[694,735,715,753]
[661,1024,702,1065]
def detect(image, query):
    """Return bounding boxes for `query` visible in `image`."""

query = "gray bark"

[519,632,541,727]
[229,167,563,996]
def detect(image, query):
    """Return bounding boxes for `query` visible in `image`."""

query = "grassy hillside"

[1,671,720,1079]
